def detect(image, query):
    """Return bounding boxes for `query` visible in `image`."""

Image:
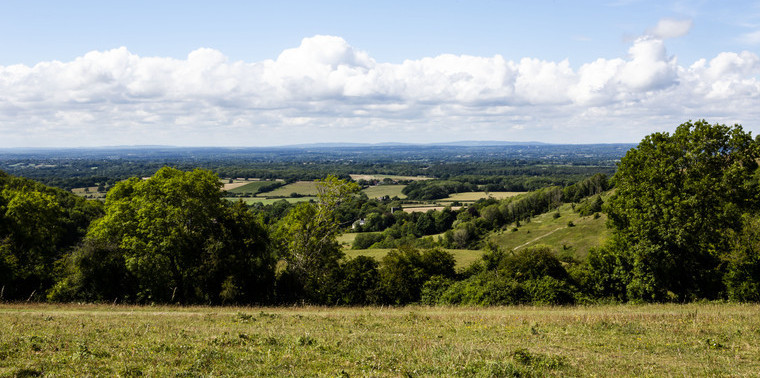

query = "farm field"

[438,191,525,203]
[361,184,407,199]
[70,187,106,200]
[344,248,484,269]
[402,205,463,213]
[262,181,319,197]
[488,203,610,258]
[349,174,432,181]
[227,197,317,205]
[1,303,759,376]
[224,180,277,194]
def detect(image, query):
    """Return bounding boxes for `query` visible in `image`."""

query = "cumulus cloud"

[1,34,760,146]
[647,18,693,39]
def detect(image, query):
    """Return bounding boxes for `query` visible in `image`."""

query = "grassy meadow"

[438,191,525,203]
[361,184,407,199]
[1,303,759,376]
[227,197,317,205]
[225,180,277,194]
[263,181,320,197]
[349,174,432,182]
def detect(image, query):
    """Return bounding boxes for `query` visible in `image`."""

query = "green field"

[1,303,759,376]
[361,184,407,199]
[70,187,106,200]
[225,180,278,194]
[336,232,362,247]
[263,181,319,197]
[226,197,317,205]
[349,174,432,181]
[438,191,525,203]
[488,203,610,258]
[345,248,484,269]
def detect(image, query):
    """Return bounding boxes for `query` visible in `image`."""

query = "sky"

[1,0,760,147]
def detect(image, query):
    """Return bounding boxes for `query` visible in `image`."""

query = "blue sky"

[1,0,760,147]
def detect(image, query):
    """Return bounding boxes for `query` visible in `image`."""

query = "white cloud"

[1,34,760,146]
[647,18,693,39]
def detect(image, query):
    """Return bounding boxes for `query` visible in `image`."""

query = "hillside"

[488,202,610,259]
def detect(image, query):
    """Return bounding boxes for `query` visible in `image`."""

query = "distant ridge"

[275,140,548,148]
[0,141,638,152]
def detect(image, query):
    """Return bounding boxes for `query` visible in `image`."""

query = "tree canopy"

[602,120,760,301]
[0,171,103,301]
[51,167,275,304]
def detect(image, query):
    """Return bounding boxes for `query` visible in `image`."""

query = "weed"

[297,334,317,346]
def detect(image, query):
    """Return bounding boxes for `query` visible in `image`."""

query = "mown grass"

[489,203,610,258]
[1,303,759,376]
[361,185,407,199]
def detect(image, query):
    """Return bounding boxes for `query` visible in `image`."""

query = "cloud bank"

[2,29,760,146]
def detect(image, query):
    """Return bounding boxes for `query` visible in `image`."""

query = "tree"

[53,167,275,304]
[378,246,456,304]
[275,176,360,303]
[0,171,103,301]
[604,120,760,301]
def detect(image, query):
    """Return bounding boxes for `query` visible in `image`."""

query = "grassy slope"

[488,202,611,258]
[2,303,759,376]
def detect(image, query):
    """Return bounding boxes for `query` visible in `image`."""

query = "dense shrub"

[379,247,456,304]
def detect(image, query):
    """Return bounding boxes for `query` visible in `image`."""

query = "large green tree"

[51,167,275,304]
[0,171,103,301]
[604,120,760,301]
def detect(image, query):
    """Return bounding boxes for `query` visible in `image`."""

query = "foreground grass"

[2,303,759,376]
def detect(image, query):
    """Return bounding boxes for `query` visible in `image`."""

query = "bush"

[332,256,382,305]
[352,233,384,250]
[524,276,576,305]
[420,275,454,305]
[378,247,456,304]
[439,272,528,306]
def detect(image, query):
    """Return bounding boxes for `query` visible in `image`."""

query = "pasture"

[224,180,277,194]
[349,174,432,182]
[226,197,317,205]
[361,184,407,199]
[402,205,463,213]
[263,181,320,197]
[438,191,525,203]
[1,303,758,376]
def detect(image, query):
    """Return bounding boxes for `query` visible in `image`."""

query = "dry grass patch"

[1,303,758,376]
